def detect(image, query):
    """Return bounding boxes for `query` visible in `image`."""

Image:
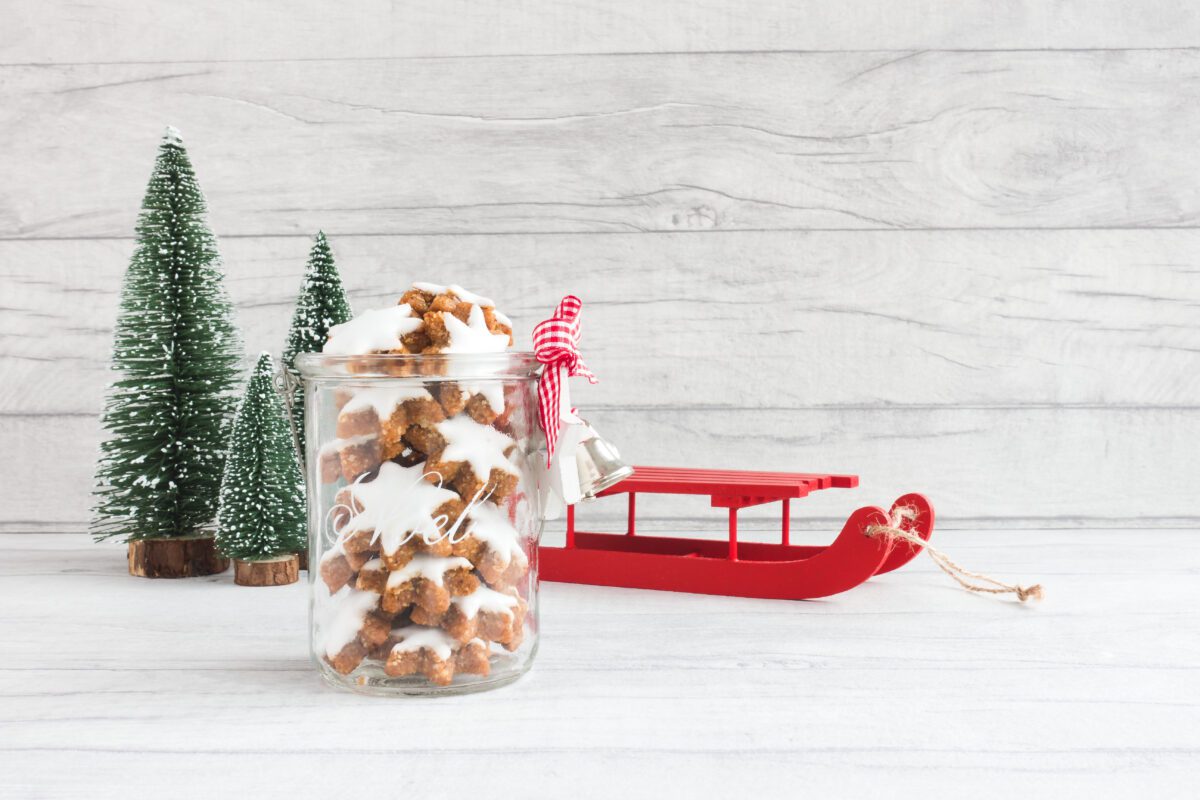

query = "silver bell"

[573,419,634,501]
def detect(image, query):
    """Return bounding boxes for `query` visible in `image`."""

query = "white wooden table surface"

[2,530,1197,798]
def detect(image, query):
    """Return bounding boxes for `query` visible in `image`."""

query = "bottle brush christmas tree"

[282,231,352,463]
[217,352,308,586]
[92,126,242,578]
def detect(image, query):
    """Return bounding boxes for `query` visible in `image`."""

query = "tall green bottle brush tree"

[92,127,243,578]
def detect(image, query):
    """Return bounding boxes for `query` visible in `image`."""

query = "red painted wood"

[728,508,738,560]
[539,464,932,600]
[594,466,859,500]
[540,506,895,600]
[873,493,935,575]
[711,494,792,509]
[782,498,791,546]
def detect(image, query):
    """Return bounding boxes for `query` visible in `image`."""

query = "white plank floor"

[1,531,1197,797]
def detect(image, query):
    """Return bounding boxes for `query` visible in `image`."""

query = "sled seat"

[565,465,859,558]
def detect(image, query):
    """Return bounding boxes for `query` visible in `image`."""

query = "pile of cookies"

[313,283,532,687]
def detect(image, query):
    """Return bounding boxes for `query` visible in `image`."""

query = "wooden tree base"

[127,536,230,578]
[296,549,309,571]
[234,555,300,586]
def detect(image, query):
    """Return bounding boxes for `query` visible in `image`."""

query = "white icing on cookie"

[323,305,422,355]
[386,554,472,588]
[321,585,381,658]
[390,624,460,661]
[453,585,519,619]
[467,501,528,569]
[412,282,495,308]
[341,385,434,420]
[442,305,510,354]
[340,462,461,554]
[435,415,518,480]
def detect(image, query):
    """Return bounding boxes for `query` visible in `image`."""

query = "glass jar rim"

[294,351,541,381]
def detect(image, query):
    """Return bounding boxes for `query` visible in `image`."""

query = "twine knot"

[866,506,1044,604]
[1015,584,1044,602]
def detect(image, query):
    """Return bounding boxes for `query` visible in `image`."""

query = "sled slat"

[595,466,858,502]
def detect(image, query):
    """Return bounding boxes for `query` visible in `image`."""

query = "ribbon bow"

[534,295,598,466]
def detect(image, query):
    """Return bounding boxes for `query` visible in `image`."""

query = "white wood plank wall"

[2,3,1198,533]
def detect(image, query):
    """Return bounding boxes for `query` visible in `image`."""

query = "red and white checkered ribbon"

[534,295,597,466]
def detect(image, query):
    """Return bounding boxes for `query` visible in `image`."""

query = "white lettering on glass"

[325,469,495,550]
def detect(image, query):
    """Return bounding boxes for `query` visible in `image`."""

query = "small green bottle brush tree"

[217,353,308,586]
[92,127,242,578]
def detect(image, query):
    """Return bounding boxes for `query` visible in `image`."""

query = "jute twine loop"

[865,506,1044,603]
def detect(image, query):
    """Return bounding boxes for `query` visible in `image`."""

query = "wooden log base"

[296,548,309,571]
[234,555,301,587]
[127,536,230,579]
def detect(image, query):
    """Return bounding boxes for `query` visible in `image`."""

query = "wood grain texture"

[4,2,1200,62]
[1,532,1196,798]
[3,230,1198,413]
[3,9,1197,532]
[7,406,1198,532]
[3,50,1199,238]
[233,555,300,587]
[4,229,1198,528]
[3,4,1196,792]
[127,537,229,579]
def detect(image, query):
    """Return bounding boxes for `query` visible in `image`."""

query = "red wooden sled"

[538,466,934,600]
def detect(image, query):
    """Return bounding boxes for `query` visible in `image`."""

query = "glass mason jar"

[295,352,543,696]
